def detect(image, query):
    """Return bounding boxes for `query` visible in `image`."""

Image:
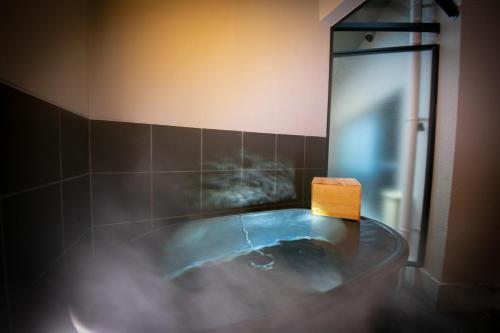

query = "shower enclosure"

[326,0,440,264]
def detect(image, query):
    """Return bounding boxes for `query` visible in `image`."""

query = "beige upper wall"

[89,0,330,136]
[319,0,365,26]
[0,0,88,116]
[442,0,500,285]
[319,0,343,20]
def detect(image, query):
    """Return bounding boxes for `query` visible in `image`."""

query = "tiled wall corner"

[0,83,91,332]
[0,82,327,331]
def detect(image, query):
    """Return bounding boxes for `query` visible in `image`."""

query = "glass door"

[327,45,438,264]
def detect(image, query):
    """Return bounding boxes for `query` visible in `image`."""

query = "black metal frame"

[333,44,439,57]
[435,0,460,17]
[325,32,439,266]
[333,0,459,26]
[334,22,440,33]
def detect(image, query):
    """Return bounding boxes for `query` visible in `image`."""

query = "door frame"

[324,36,439,266]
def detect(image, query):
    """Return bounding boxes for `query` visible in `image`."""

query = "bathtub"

[70,209,408,333]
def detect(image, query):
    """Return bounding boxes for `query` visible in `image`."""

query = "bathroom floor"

[372,287,500,333]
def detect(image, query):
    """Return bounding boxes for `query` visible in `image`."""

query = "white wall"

[422,5,461,282]
[418,1,500,310]
[89,0,330,136]
[0,0,88,116]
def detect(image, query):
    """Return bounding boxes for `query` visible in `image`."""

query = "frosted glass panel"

[328,50,433,261]
[333,30,437,52]
[344,0,435,23]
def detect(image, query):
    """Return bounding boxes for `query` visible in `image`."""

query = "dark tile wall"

[91,120,150,172]
[0,200,7,329]
[92,173,150,225]
[0,83,91,332]
[2,185,62,299]
[152,125,201,171]
[153,172,201,218]
[1,85,60,195]
[0,82,327,331]
[61,111,89,178]
[89,121,326,236]
[62,175,91,247]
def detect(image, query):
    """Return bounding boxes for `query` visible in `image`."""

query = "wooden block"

[311,177,361,221]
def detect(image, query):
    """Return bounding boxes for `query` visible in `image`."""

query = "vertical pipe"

[397,0,422,239]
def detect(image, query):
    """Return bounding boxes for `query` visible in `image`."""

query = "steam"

[70,309,93,333]
[202,152,303,210]
[56,208,412,333]
[63,211,356,332]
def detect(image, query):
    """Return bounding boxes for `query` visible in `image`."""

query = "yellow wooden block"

[311,177,361,221]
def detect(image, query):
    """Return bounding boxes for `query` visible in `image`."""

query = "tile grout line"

[62,227,92,254]
[63,172,91,182]
[88,168,322,175]
[0,172,92,200]
[274,134,278,209]
[240,132,244,184]
[94,212,204,227]
[88,119,95,256]
[92,171,150,175]
[57,109,66,277]
[200,129,204,218]
[94,219,152,228]
[1,180,62,200]
[149,125,153,227]
[303,136,307,207]
[0,200,13,332]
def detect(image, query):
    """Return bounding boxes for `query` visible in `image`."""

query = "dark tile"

[202,129,242,171]
[92,174,150,225]
[1,84,60,195]
[9,259,72,333]
[61,110,89,178]
[276,134,305,169]
[303,169,326,207]
[152,125,201,171]
[305,136,326,169]
[0,203,6,314]
[152,214,202,231]
[0,309,9,333]
[63,175,90,248]
[202,171,243,212]
[3,184,63,299]
[276,169,304,204]
[64,231,92,285]
[91,120,150,172]
[153,172,201,218]
[242,170,275,207]
[93,222,151,251]
[243,132,276,169]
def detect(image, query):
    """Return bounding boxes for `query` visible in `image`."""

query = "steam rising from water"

[60,209,406,333]
[65,211,356,332]
[202,155,304,209]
